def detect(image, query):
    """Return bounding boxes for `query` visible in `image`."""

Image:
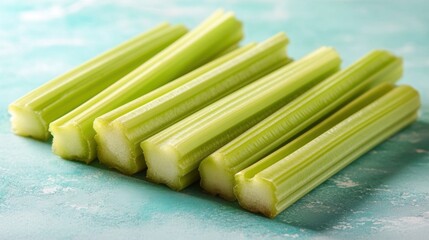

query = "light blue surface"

[1,1,429,239]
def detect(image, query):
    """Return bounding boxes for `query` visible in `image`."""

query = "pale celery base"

[234,177,276,218]
[50,124,93,163]
[95,122,145,175]
[199,154,236,201]
[143,141,182,190]
[142,141,199,190]
[8,104,48,140]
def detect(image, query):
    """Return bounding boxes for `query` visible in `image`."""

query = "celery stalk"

[49,10,244,163]
[95,33,290,175]
[8,23,187,140]
[94,46,253,174]
[235,85,420,218]
[236,83,394,186]
[200,82,396,200]
[141,47,341,190]
[199,50,403,200]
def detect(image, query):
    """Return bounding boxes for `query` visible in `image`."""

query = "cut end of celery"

[8,103,49,140]
[199,154,236,201]
[142,141,185,190]
[50,123,93,163]
[234,174,277,218]
[94,120,144,175]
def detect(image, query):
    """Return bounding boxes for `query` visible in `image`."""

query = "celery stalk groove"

[238,83,395,185]
[93,45,253,174]
[199,50,403,200]
[235,85,420,218]
[95,33,290,174]
[49,10,244,163]
[142,47,341,190]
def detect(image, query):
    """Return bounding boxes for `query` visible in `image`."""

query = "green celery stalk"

[233,82,394,191]
[235,85,420,218]
[199,50,403,200]
[141,47,341,190]
[8,23,187,140]
[94,33,290,175]
[94,46,252,174]
[49,10,244,163]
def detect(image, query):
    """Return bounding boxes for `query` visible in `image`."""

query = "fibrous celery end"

[143,141,183,190]
[51,124,89,163]
[235,176,276,218]
[9,104,47,140]
[95,122,142,174]
[199,154,236,201]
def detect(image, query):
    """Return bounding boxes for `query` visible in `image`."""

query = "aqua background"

[1,0,428,239]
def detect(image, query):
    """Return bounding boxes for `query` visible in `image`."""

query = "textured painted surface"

[1,0,429,239]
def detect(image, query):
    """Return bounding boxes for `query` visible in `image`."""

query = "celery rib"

[142,47,341,190]
[49,10,244,163]
[94,33,290,174]
[8,23,187,140]
[277,112,417,213]
[237,83,394,182]
[270,86,419,195]
[95,45,252,125]
[93,45,253,174]
[235,85,420,218]
[199,50,403,200]
[201,82,395,200]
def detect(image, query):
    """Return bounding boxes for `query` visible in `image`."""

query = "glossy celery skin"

[94,45,254,174]
[200,82,395,200]
[235,85,420,218]
[142,47,341,190]
[95,33,290,175]
[49,10,244,163]
[200,50,403,200]
[239,83,395,181]
[8,23,188,140]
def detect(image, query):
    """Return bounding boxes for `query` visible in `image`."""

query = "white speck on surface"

[360,214,429,232]
[42,186,59,194]
[332,177,360,188]
[416,148,428,153]
[61,187,75,192]
[41,185,75,194]
[69,204,100,213]
[283,233,299,238]
[382,216,429,230]
[332,221,353,230]
[400,192,411,199]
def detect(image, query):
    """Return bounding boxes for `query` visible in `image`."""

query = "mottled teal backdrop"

[1,0,428,239]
